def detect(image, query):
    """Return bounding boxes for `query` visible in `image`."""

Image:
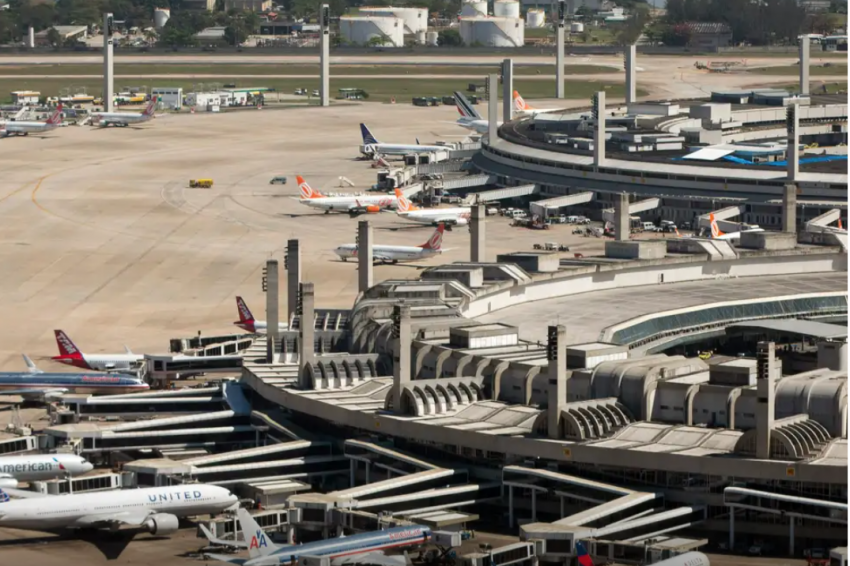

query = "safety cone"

[390,97,396,104]
[190,107,195,114]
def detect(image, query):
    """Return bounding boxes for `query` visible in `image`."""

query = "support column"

[319,4,330,107]
[298,282,315,389]
[508,485,514,527]
[531,489,537,522]
[799,36,810,96]
[357,220,373,293]
[786,104,799,181]
[789,516,795,555]
[729,510,735,550]
[264,259,279,364]
[615,193,629,242]
[27,26,34,48]
[391,303,411,414]
[593,91,606,167]
[103,13,114,112]
[487,74,499,146]
[286,239,301,322]
[349,459,355,488]
[365,461,370,484]
[547,325,567,439]
[756,341,776,460]
[560,495,564,519]
[502,58,514,124]
[624,44,637,105]
[556,0,565,99]
[782,184,797,233]
[470,204,486,262]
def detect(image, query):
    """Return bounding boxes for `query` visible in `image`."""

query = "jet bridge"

[602,198,660,223]
[530,191,594,218]
[472,184,539,204]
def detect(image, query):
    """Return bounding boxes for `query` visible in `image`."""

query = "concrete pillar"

[789,516,795,555]
[391,302,412,414]
[593,91,606,167]
[625,44,637,105]
[264,259,279,364]
[786,104,799,181]
[365,461,370,484]
[531,489,537,522]
[556,0,565,99]
[298,282,315,389]
[547,325,567,439]
[508,485,514,527]
[615,193,629,242]
[286,239,301,322]
[799,37,810,96]
[470,204,486,262]
[756,341,776,460]
[319,4,330,107]
[349,459,355,487]
[782,184,797,233]
[103,13,114,113]
[357,220,373,293]
[559,495,564,519]
[729,510,735,550]
[502,58,514,124]
[27,26,34,48]
[487,74,499,146]
[287,525,295,544]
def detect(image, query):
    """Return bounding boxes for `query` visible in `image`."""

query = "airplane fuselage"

[335,244,440,263]
[361,143,445,156]
[53,353,144,371]
[3,122,58,135]
[301,195,398,212]
[0,372,148,396]
[234,320,288,333]
[0,454,93,484]
[398,208,471,226]
[95,113,153,127]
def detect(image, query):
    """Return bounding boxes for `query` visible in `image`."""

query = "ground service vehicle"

[190,179,214,188]
[270,176,288,185]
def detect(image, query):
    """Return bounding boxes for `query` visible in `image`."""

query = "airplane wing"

[334,551,410,566]
[203,554,247,565]
[373,254,394,262]
[0,388,68,398]
[74,509,154,528]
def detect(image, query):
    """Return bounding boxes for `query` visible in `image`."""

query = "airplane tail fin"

[297,175,323,199]
[360,123,379,145]
[45,104,63,126]
[709,213,724,238]
[54,330,83,360]
[575,541,594,566]
[0,489,9,503]
[420,223,445,250]
[839,219,843,230]
[143,99,157,116]
[395,189,419,213]
[453,91,481,120]
[22,354,43,374]
[513,90,532,112]
[237,507,279,559]
[124,345,134,355]
[235,296,255,325]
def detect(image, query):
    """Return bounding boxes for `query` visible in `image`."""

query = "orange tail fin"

[297,175,323,199]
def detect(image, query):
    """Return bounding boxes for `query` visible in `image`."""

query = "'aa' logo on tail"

[249,529,268,550]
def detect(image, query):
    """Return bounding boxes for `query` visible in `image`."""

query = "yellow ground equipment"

[189,179,214,188]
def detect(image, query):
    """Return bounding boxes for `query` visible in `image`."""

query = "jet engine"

[0,475,18,488]
[142,513,179,535]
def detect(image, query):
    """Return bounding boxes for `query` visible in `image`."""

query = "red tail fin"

[45,104,63,126]
[54,330,83,359]
[575,542,594,566]
[420,223,445,250]
[236,296,255,323]
[143,100,156,116]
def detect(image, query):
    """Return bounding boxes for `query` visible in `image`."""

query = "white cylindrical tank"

[526,9,545,28]
[340,16,405,47]
[460,17,524,47]
[416,30,426,44]
[426,30,439,46]
[493,1,520,18]
[570,22,584,33]
[358,7,428,34]
[154,8,170,29]
[460,0,487,17]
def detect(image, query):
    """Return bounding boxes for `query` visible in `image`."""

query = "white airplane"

[513,90,560,117]
[51,330,143,371]
[234,296,288,334]
[0,454,94,489]
[0,484,237,534]
[91,99,156,128]
[1,105,63,137]
[297,175,399,214]
[453,91,494,134]
[710,213,764,241]
[359,123,447,157]
[335,223,446,264]
[396,190,471,228]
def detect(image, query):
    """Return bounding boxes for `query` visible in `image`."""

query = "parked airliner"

[710,213,764,241]
[396,190,470,227]
[0,454,94,488]
[453,91,493,134]
[359,124,446,157]
[91,99,156,127]
[234,297,288,333]
[297,175,399,213]
[0,484,237,534]
[203,507,431,566]
[52,330,143,371]
[1,105,63,136]
[335,224,445,264]
[513,90,559,116]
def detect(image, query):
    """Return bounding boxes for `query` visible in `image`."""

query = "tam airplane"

[359,123,446,157]
[0,454,93,488]
[0,484,237,534]
[91,99,156,128]
[203,507,431,566]
[234,297,288,334]
[709,213,764,241]
[52,330,143,371]
[335,223,446,264]
[1,105,63,137]
[297,175,399,214]
[396,190,471,227]
[513,90,560,117]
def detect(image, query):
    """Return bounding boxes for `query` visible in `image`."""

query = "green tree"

[437,28,462,46]
[54,0,101,26]
[366,34,385,47]
[661,22,692,46]
[46,26,60,45]
[224,21,247,44]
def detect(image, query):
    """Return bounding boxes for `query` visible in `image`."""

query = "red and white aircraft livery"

[297,175,399,214]
[513,90,560,117]
[234,297,288,334]
[92,99,157,128]
[52,330,143,371]
[1,105,63,137]
[335,223,446,264]
[395,189,471,227]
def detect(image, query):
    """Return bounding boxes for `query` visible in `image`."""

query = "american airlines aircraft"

[297,175,399,214]
[1,105,63,137]
[359,124,446,157]
[0,454,94,488]
[0,354,148,400]
[91,99,156,128]
[52,330,143,371]
[0,484,237,534]
[710,213,764,241]
[335,223,445,264]
[396,191,471,228]
[234,297,288,334]
[204,507,431,566]
[513,90,559,117]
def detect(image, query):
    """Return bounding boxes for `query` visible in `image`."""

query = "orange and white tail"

[709,213,724,238]
[419,223,445,250]
[298,175,324,199]
[394,188,419,212]
[513,90,532,112]
[839,219,844,230]
[45,104,63,126]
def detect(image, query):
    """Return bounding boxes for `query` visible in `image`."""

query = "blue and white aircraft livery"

[203,508,431,566]
[0,484,237,534]
[0,454,93,488]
